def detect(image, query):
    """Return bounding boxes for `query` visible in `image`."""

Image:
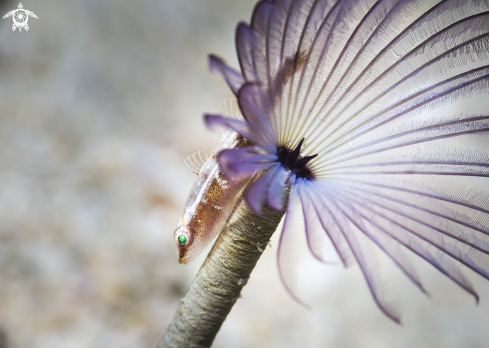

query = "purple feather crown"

[204,0,489,323]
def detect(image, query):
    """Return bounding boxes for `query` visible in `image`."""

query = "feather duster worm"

[177,0,489,323]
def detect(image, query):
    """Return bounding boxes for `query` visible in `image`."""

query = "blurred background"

[0,0,488,347]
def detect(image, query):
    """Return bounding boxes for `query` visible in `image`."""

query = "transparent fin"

[184,148,209,175]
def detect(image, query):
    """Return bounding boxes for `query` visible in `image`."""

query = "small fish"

[174,132,251,264]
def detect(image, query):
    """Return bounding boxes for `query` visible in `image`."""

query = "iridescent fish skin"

[174,132,251,264]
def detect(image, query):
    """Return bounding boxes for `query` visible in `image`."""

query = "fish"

[174,129,252,264]
[176,0,489,323]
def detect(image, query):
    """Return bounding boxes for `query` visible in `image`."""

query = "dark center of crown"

[276,138,317,181]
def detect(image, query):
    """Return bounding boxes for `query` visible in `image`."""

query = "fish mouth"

[178,249,189,264]
[178,246,200,264]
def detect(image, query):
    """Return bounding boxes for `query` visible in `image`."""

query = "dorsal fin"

[184,148,209,175]
[217,98,242,120]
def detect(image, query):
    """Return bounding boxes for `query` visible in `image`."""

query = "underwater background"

[0,0,488,347]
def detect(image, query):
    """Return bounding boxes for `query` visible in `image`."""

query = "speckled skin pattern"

[175,133,251,263]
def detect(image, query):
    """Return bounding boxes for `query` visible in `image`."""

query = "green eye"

[177,234,188,245]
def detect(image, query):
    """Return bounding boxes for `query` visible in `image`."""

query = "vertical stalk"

[158,200,284,348]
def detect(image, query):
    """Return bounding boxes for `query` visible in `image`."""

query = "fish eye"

[177,234,188,245]
[174,227,192,248]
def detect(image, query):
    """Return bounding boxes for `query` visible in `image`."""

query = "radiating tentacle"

[209,55,245,95]
[267,166,288,211]
[289,0,376,146]
[322,17,489,143]
[301,180,356,267]
[218,147,277,179]
[331,176,489,216]
[337,180,489,240]
[287,0,388,146]
[333,183,489,283]
[316,66,489,163]
[300,0,423,147]
[309,0,489,127]
[329,182,480,302]
[204,114,259,144]
[277,185,311,308]
[298,181,335,262]
[319,184,403,323]
[330,188,429,296]
[236,22,259,82]
[238,83,277,151]
[285,0,345,139]
[283,0,339,143]
[312,115,489,172]
[306,14,489,153]
[246,164,282,215]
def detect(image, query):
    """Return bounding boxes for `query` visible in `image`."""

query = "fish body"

[174,132,251,263]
